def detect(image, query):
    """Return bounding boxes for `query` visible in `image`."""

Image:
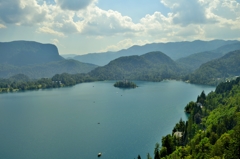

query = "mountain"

[0,59,98,79]
[0,41,97,78]
[89,51,184,81]
[74,40,239,66]
[186,50,240,85]
[176,42,240,71]
[0,41,64,66]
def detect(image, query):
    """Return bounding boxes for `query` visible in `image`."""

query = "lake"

[0,81,215,159]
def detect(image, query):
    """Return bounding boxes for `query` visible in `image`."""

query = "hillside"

[176,42,240,71]
[0,41,97,78]
[74,40,238,66]
[186,50,240,85]
[89,51,184,81]
[0,59,97,79]
[0,41,64,66]
[152,77,240,159]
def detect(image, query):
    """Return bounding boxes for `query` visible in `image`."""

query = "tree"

[162,134,175,155]
[147,153,152,159]
[154,143,160,159]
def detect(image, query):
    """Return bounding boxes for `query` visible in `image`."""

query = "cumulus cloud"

[56,0,95,11]
[77,7,143,36]
[0,0,47,25]
[160,0,208,25]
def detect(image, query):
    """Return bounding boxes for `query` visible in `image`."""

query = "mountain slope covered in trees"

[89,51,186,81]
[186,50,240,85]
[176,42,240,71]
[151,77,240,159]
[74,40,238,66]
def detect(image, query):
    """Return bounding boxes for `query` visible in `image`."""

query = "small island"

[114,80,137,88]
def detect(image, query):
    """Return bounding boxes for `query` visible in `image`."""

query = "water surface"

[0,81,215,159]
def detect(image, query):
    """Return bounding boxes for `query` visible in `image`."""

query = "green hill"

[89,51,184,81]
[186,50,240,85]
[74,40,239,66]
[0,59,97,79]
[152,77,240,159]
[176,42,240,71]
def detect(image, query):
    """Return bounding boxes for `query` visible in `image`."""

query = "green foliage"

[114,80,137,88]
[155,77,240,158]
[0,73,96,93]
[176,42,240,71]
[89,51,186,81]
[187,50,240,85]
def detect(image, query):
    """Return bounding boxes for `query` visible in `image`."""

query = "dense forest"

[185,50,240,85]
[140,77,240,159]
[114,80,137,88]
[0,73,96,93]
[89,51,188,81]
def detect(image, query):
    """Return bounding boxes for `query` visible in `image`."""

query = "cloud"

[160,0,208,26]
[78,7,143,36]
[37,27,65,37]
[0,0,47,25]
[0,23,6,28]
[101,39,149,52]
[51,38,59,45]
[56,0,96,11]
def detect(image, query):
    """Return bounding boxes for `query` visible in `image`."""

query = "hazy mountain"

[0,41,97,78]
[186,50,240,85]
[61,54,78,59]
[176,42,240,71]
[74,40,239,66]
[0,41,64,66]
[89,51,184,81]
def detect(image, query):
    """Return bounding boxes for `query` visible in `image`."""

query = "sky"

[0,0,240,55]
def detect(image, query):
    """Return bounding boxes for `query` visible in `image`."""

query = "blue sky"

[0,0,240,55]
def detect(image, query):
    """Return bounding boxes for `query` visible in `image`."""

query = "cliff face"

[0,41,64,66]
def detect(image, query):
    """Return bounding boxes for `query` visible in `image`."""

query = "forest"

[114,80,137,88]
[140,77,240,159]
[0,73,96,93]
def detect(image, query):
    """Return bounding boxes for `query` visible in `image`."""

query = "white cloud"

[0,0,47,25]
[160,0,209,25]
[77,7,143,36]
[37,26,65,37]
[56,0,96,11]
[0,23,6,28]
[101,39,150,52]
[51,38,59,45]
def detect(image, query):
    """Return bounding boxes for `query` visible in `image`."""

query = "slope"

[89,51,183,81]
[186,50,240,85]
[0,41,97,78]
[74,40,238,66]
[176,42,240,71]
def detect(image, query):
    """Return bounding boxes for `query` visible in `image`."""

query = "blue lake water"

[0,81,215,159]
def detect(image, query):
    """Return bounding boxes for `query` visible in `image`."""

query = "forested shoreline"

[141,77,240,159]
[0,73,97,93]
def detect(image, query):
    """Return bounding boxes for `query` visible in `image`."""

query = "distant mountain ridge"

[0,41,97,78]
[74,40,239,66]
[89,51,184,81]
[186,50,240,85]
[176,42,240,71]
